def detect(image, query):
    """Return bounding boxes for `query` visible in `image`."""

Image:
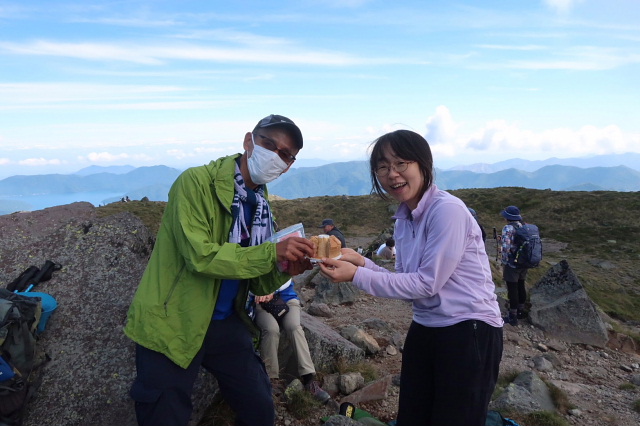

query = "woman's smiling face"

[377,145,424,210]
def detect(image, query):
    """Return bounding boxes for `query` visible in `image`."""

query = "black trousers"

[397,320,503,426]
[130,313,274,426]
[503,266,528,309]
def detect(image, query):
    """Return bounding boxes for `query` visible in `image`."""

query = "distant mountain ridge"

[268,163,640,199]
[1,153,639,215]
[447,152,640,173]
[74,165,137,176]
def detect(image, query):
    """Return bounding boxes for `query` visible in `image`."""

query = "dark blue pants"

[130,313,274,426]
[397,320,503,426]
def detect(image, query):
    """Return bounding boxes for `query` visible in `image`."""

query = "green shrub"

[285,387,322,419]
[545,380,573,413]
[333,358,378,383]
[523,410,570,426]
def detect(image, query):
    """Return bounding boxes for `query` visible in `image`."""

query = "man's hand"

[318,257,358,283]
[276,236,314,262]
[287,258,313,276]
[255,293,274,303]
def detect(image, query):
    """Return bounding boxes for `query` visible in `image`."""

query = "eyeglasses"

[375,161,414,177]
[256,134,296,165]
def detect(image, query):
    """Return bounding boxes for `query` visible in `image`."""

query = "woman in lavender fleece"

[320,130,503,426]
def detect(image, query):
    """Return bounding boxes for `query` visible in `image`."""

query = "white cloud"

[0,41,163,65]
[0,158,10,165]
[18,157,62,166]
[543,0,584,13]
[0,39,369,66]
[424,106,458,145]
[85,152,130,162]
[476,44,546,51]
[426,107,640,162]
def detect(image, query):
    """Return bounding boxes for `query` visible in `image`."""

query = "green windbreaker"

[124,154,290,368]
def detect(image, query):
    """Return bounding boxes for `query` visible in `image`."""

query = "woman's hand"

[255,293,274,303]
[339,248,366,267]
[318,258,358,283]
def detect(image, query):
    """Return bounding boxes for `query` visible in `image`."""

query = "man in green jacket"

[124,114,314,426]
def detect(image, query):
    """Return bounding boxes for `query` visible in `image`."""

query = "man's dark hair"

[369,130,434,201]
[386,238,395,247]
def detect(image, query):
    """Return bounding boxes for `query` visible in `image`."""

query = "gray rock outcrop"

[490,371,555,414]
[0,204,152,426]
[313,273,359,305]
[0,203,371,426]
[277,311,364,376]
[529,260,608,347]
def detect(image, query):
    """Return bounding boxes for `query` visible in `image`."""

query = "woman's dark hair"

[369,130,434,200]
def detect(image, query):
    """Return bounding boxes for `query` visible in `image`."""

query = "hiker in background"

[320,130,503,426]
[376,237,396,260]
[318,218,347,248]
[468,207,486,241]
[499,205,527,326]
[124,114,315,426]
[252,279,330,403]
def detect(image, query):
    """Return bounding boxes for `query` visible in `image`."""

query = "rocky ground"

[269,235,640,426]
[1,205,639,426]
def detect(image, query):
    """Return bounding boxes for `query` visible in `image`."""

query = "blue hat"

[319,218,334,227]
[501,206,522,221]
[468,208,478,218]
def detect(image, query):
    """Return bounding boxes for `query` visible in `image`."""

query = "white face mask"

[247,134,290,184]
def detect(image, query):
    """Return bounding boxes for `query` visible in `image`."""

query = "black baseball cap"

[253,114,303,149]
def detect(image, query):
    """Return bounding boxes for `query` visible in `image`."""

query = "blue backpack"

[486,410,522,426]
[511,223,542,268]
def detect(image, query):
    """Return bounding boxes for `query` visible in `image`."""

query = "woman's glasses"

[375,161,414,177]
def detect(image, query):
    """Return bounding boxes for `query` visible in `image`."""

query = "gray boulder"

[313,274,359,305]
[0,204,215,426]
[529,260,608,348]
[490,370,555,414]
[277,311,364,376]
[339,325,381,355]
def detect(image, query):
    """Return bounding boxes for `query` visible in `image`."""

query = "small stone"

[537,343,549,352]
[569,408,582,416]
[621,365,633,372]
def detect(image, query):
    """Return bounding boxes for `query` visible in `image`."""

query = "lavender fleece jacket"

[353,185,503,328]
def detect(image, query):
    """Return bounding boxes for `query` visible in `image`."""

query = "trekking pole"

[493,227,499,262]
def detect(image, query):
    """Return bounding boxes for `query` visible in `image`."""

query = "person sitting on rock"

[376,237,396,260]
[252,279,330,403]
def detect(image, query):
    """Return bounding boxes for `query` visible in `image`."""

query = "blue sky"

[0,0,639,179]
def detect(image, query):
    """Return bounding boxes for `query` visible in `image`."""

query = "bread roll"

[310,235,342,258]
[327,235,342,258]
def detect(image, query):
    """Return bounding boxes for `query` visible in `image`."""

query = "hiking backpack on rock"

[511,223,543,268]
[0,289,45,425]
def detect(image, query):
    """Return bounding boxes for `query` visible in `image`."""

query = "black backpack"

[0,289,45,425]
[511,223,543,268]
